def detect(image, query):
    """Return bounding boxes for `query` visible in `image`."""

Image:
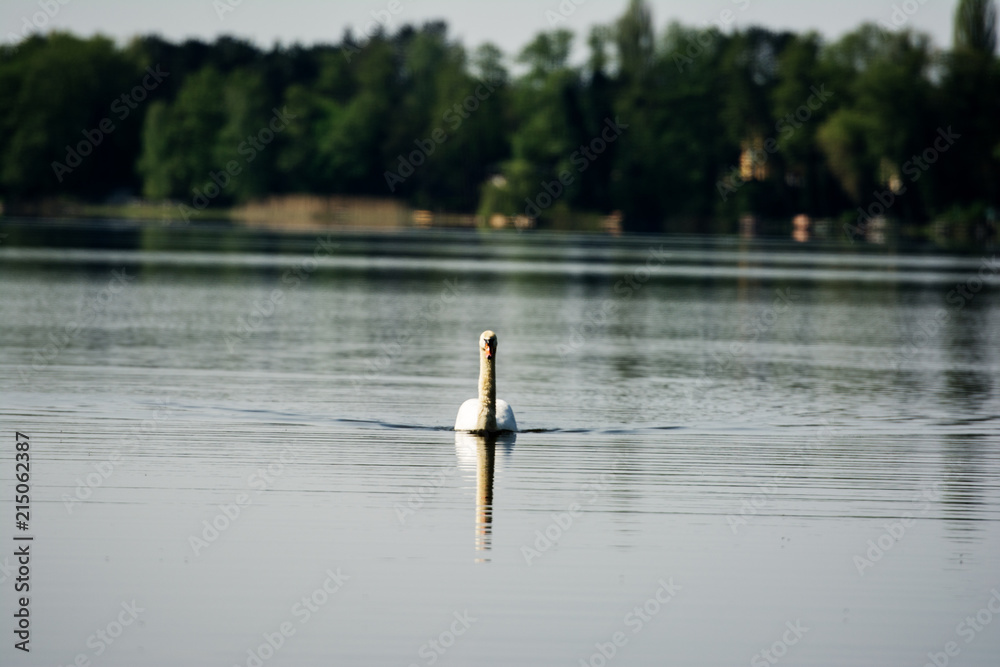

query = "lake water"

[1,219,999,666]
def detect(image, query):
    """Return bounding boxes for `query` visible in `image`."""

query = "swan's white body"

[454,330,517,433]
[455,398,517,432]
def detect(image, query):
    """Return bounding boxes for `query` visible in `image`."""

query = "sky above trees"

[2,0,960,62]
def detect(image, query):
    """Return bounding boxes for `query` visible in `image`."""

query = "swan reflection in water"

[454,431,516,562]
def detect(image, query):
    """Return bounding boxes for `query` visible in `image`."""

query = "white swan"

[454,330,517,433]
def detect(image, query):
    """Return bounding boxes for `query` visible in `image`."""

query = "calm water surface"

[1,221,999,666]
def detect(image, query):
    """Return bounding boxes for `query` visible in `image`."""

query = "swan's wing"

[455,398,481,430]
[496,399,517,432]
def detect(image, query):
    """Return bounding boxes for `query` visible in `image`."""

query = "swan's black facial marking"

[480,330,498,360]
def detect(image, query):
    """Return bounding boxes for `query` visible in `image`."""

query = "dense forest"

[0,0,997,234]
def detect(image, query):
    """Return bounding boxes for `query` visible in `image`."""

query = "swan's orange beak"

[484,340,495,360]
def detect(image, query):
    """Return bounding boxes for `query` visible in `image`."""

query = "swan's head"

[480,330,498,361]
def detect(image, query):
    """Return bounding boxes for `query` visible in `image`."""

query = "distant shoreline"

[0,205,995,255]
[0,196,612,234]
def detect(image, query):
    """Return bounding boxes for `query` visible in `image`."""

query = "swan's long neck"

[478,352,497,430]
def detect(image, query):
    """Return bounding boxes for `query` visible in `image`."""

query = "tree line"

[0,0,997,234]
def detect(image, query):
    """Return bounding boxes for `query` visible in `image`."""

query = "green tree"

[611,21,732,232]
[2,17,998,231]
[817,25,935,223]
[816,109,877,202]
[481,30,580,220]
[276,50,357,193]
[137,67,227,200]
[955,0,998,54]
[214,69,276,202]
[0,34,139,199]
[615,0,655,85]
[937,0,1000,219]
[279,36,396,196]
[770,33,837,215]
